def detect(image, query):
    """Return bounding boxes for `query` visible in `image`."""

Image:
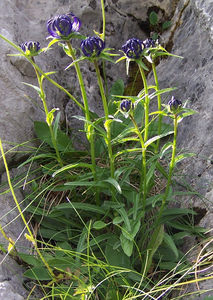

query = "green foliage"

[149,11,158,26]
[149,10,172,40]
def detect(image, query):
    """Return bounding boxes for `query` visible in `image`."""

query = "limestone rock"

[0,254,27,300]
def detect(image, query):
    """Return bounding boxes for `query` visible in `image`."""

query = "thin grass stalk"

[0,139,55,278]
[152,61,162,152]
[138,65,149,142]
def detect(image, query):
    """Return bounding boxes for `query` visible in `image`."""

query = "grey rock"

[0,282,24,300]
[0,254,27,299]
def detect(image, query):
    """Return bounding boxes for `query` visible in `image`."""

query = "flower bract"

[47,12,81,40]
[121,38,144,59]
[168,96,182,114]
[20,41,40,56]
[81,36,105,57]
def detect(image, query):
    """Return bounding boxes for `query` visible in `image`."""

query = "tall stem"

[33,61,63,167]
[152,62,162,152]
[138,65,149,142]
[129,115,147,212]
[100,0,106,41]
[66,42,98,202]
[158,114,178,217]
[94,60,115,179]
[143,115,178,275]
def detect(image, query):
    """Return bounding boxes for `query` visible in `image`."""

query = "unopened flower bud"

[168,96,182,114]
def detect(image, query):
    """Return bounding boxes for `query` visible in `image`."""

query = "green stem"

[144,115,178,274]
[152,62,162,152]
[66,42,98,202]
[0,139,55,279]
[158,114,178,217]
[138,65,149,142]
[33,61,63,167]
[100,0,106,41]
[129,115,147,212]
[94,60,115,179]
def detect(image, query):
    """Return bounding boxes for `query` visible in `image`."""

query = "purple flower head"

[20,41,40,56]
[168,96,182,114]
[81,36,105,57]
[121,38,144,59]
[120,100,134,113]
[47,12,81,39]
[143,38,156,48]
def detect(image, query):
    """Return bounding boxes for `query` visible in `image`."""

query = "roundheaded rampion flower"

[168,96,182,114]
[20,41,40,56]
[81,36,105,57]
[120,100,134,113]
[143,38,156,48]
[47,12,81,39]
[121,38,144,59]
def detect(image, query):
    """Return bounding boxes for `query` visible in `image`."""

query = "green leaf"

[34,121,73,152]
[149,11,158,26]
[45,38,61,52]
[175,152,195,164]
[105,236,131,268]
[39,228,68,241]
[163,233,179,260]
[93,221,108,230]
[160,142,173,159]
[131,220,141,239]
[113,216,123,225]
[137,59,149,71]
[162,20,172,30]
[19,253,42,267]
[103,178,122,194]
[146,225,164,272]
[24,267,52,281]
[41,71,57,84]
[46,108,59,126]
[120,234,134,257]
[173,232,191,241]
[18,153,57,168]
[52,202,107,215]
[52,162,93,177]
[146,161,157,188]
[22,82,41,97]
[110,79,124,99]
[145,131,174,148]
[116,208,131,232]
[163,208,197,216]
[76,227,87,263]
